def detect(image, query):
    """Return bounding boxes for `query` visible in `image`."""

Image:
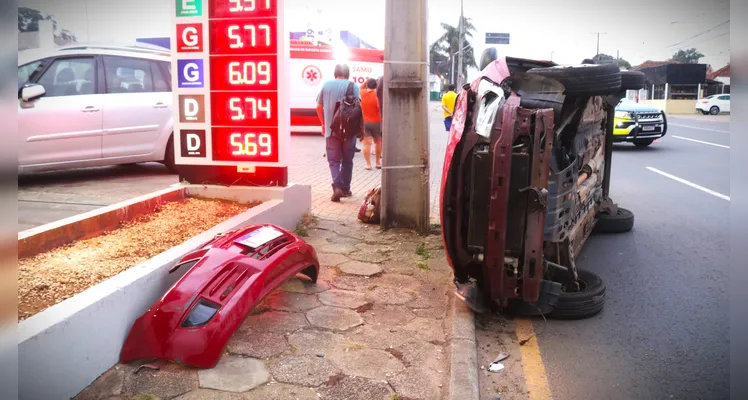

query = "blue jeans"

[326,135,357,191]
[444,116,453,132]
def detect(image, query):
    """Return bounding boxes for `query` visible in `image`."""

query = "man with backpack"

[316,64,363,202]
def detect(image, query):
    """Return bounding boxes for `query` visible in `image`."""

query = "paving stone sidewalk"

[75,218,456,400]
[291,103,448,223]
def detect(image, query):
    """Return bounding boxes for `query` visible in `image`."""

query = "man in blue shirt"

[316,64,361,202]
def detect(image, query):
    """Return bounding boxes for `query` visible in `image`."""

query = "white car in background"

[696,94,730,115]
[17,44,176,174]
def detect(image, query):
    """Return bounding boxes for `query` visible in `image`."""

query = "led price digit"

[229,0,271,12]
[229,61,272,85]
[230,133,273,156]
[228,24,271,49]
[229,97,272,120]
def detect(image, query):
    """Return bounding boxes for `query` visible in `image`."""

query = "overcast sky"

[21,0,730,78]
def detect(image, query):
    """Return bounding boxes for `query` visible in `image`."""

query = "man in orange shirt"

[360,78,382,170]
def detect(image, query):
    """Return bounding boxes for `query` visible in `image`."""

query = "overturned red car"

[441,51,645,318]
[120,224,319,368]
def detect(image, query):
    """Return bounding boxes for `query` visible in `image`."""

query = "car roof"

[19,44,171,66]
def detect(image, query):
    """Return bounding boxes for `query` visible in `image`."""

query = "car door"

[18,56,103,167]
[101,55,171,159]
[718,95,730,112]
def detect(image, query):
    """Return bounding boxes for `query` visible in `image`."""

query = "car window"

[36,57,96,97]
[718,95,730,101]
[104,56,154,94]
[150,61,169,92]
[18,60,44,88]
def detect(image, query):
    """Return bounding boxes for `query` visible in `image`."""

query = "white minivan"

[17,45,176,174]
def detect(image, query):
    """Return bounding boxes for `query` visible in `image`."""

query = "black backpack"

[331,81,363,140]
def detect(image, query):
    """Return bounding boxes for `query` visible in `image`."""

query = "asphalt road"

[18,163,178,232]
[537,116,730,400]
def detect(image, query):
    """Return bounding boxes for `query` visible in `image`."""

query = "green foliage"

[592,53,632,69]
[669,48,705,63]
[430,16,478,81]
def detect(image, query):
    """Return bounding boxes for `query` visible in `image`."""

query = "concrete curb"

[18,184,311,400]
[447,294,479,400]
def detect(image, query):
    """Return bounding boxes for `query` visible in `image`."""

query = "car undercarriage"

[441,54,644,318]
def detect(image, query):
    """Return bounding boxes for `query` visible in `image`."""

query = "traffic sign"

[486,32,510,45]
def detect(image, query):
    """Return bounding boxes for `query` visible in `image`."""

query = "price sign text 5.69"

[231,132,272,156]
[212,127,279,162]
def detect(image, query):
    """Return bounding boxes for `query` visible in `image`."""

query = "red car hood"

[120,224,319,368]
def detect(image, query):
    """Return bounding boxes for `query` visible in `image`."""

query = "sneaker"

[331,187,343,202]
[341,190,353,198]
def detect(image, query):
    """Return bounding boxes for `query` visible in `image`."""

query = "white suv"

[17,44,176,174]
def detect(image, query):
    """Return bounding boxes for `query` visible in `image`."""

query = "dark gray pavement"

[18,163,178,232]
[538,118,730,400]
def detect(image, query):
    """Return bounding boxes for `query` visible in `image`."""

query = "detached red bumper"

[120,224,319,369]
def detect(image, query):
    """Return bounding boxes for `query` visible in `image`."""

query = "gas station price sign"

[171,0,288,167]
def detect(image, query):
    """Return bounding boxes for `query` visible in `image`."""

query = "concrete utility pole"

[457,0,465,87]
[381,0,430,235]
[593,32,607,58]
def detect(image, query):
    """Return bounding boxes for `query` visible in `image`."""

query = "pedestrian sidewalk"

[290,103,448,223]
[74,217,466,400]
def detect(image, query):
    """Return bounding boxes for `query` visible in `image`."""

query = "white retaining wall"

[18,184,311,400]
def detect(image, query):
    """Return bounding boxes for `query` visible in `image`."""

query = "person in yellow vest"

[441,84,458,132]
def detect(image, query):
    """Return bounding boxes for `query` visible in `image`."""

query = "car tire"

[550,269,606,320]
[633,139,654,147]
[710,106,720,115]
[163,135,178,174]
[526,63,622,96]
[620,70,646,91]
[701,110,709,115]
[593,207,634,234]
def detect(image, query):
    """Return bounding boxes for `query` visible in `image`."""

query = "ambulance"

[289,40,384,133]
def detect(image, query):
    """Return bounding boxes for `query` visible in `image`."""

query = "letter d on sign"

[180,129,206,158]
[187,134,201,151]
[185,99,198,118]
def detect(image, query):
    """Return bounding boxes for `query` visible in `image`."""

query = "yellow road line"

[516,319,553,400]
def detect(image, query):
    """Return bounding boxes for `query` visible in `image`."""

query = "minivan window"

[36,57,96,97]
[151,61,170,92]
[104,56,154,94]
[18,60,44,88]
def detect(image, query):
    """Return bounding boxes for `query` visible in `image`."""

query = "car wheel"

[550,269,606,320]
[163,135,178,174]
[593,207,634,234]
[526,63,622,96]
[710,106,720,115]
[620,70,646,91]
[633,139,654,147]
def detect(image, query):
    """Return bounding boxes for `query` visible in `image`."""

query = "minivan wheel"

[593,207,634,234]
[550,269,606,320]
[710,106,720,115]
[163,135,178,174]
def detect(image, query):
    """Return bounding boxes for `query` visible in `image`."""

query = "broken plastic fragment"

[488,362,505,372]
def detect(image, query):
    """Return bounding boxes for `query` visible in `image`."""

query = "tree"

[591,53,632,69]
[430,16,478,83]
[18,7,57,32]
[669,48,704,63]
